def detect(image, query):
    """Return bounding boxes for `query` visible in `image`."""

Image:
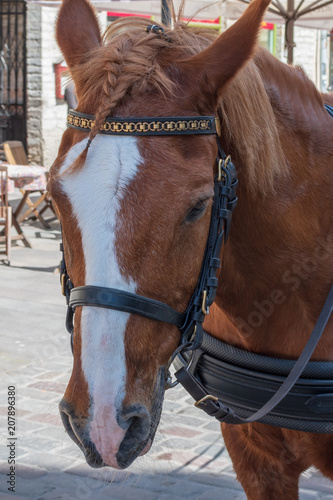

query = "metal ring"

[164,338,195,389]
[165,340,193,377]
[224,155,231,168]
[194,394,218,408]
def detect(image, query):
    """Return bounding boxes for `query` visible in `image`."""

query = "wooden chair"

[3,141,56,229]
[0,166,12,264]
[3,140,29,165]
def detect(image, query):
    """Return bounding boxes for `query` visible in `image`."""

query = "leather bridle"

[59,107,333,431]
[60,109,238,362]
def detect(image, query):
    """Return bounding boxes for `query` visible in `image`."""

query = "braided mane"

[71,16,217,136]
[68,10,310,191]
[68,17,218,172]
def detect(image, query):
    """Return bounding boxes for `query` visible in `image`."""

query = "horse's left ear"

[56,0,101,71]
[176,0,271,101]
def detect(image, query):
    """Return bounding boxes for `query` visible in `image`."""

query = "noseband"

[61,109,238,358]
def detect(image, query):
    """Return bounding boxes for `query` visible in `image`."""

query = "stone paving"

[1,193,333,499]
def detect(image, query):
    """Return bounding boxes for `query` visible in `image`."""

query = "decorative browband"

[67,110,219,136]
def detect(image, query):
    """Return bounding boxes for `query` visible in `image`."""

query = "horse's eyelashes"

[184,200,207,224]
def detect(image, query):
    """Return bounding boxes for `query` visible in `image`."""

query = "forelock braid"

[66,40,132,174]
[66,32,174,175]
[87,40,132,147]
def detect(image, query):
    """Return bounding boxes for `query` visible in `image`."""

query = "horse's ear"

[176,0,270,101]
[56,0,101,70]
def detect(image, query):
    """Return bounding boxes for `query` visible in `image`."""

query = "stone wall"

[294,27,319,84]
[41,6,67,169]
[26,4,43,165]
[26,6,107,167]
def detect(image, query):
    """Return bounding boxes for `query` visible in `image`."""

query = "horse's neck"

[210,51,333,359]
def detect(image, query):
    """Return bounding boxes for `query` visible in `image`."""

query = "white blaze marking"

[60,135,141,461]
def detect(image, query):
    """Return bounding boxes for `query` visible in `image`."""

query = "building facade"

[25,4,106,167]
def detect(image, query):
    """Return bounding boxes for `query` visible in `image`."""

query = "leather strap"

[325,104,333,118]
[69,285,185,327]
[67,110,218,136]
[176,284,333,425]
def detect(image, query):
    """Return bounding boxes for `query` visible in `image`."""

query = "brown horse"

[50,0,333,497]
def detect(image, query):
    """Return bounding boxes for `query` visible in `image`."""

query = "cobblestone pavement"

[1,194,333,500]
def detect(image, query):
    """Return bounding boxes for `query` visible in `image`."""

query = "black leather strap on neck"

[69,286,185,327]
[176,284,333,426]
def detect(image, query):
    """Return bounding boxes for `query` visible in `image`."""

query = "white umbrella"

[214,0,333,30]
[26,0,333,61]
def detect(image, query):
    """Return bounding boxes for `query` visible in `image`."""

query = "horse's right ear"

[56,0,101,71]
[176,0,270,106]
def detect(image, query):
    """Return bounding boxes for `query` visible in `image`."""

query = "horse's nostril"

[116,405,151,466]
[59,399,104,468]
[59,399,82,448]
[119,404,151,435]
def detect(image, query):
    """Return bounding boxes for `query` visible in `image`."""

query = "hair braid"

[67,41,133,174]
[67,27,176,174]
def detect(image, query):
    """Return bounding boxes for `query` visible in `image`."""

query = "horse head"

[50,0,270,469]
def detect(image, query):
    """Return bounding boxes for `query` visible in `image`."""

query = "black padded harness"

[174,287,333,433]
[60,104,333,433]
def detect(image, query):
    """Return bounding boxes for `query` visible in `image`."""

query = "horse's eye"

[185,200,208,223]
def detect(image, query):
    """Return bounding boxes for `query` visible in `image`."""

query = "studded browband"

[67,109,220,136]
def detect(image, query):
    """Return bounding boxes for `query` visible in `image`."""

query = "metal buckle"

[194,394,219,407]
[218,155,231,182]
[215,117,221,136]
[201,289,208,315]
[165,340,193,389]
[165,325,199,389]
[61,274,66,297]
[145,25,164,37]
[217,159,223,182]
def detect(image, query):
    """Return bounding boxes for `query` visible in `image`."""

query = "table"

[3,163,48,248]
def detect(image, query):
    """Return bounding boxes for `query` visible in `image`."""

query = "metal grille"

[0,0,27,148]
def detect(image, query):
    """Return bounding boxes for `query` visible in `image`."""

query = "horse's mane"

[70,8,324,192]
[71,16,218,111]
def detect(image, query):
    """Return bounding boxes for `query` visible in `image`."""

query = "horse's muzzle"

[59,398,153,469]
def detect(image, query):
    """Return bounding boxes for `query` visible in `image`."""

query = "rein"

[60,105,333,433]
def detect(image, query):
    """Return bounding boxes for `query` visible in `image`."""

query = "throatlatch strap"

[176,284,333,425]
[69,286,185,327]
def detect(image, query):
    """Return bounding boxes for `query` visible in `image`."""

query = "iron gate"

[0,0,27,148]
